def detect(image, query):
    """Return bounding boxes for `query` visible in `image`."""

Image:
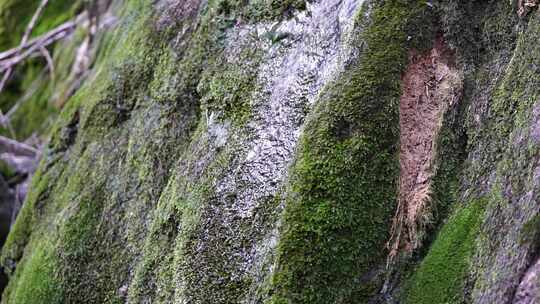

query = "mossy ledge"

[0,0,310,302]
[404,199,486,304]
[268,1,438,303]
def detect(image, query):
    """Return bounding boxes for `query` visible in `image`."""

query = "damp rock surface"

[0,0,539,303]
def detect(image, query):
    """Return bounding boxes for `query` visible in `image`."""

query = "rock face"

[0,0,539,303]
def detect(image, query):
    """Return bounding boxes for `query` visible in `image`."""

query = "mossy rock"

[268,1,438,303]
[405,199,486,304]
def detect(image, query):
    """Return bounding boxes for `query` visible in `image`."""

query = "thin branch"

[21,0,50,48]
[39,45,55,81]
[0,19,79,72]
[0,0,49,90]
[0,109,16,138]
[0,12,116,73]
[0,68,12,93]
[0,23,73,62]
[0,2,117,129]
[0,0,49,137]
[0,10,91,72]
[0,135,38,157]
[6,69,47,118]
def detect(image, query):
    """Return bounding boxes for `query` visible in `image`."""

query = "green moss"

[0,0,458,303]
[0,161,15,179]
[127,201,180,303]
[440,0,518,65]
[451,14,540,303]
[268,1,436,303]
[463,10,540,188]
[198,46,261,125]
[422,100,468,250]
[2,141,128,303]
[405,200,486,304]
[2,241,62,304]
[2,1,208,302]
[127,118,239,302]
[520,214,540,245]
[1,162,54,272]
[54,179,124,303]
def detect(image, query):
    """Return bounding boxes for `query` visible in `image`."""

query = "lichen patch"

[388,36,462,261]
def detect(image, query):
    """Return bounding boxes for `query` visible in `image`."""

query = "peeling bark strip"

[388,36,462,261]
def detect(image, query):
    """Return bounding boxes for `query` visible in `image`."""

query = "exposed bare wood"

[387,36,463,266]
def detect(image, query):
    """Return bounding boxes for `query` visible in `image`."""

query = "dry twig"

[0,17,83,73]
[0,0,50,137]
[0,0,50,88]
[6,69,47,119]
[0,135,37,157]
[0,0,116,135]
